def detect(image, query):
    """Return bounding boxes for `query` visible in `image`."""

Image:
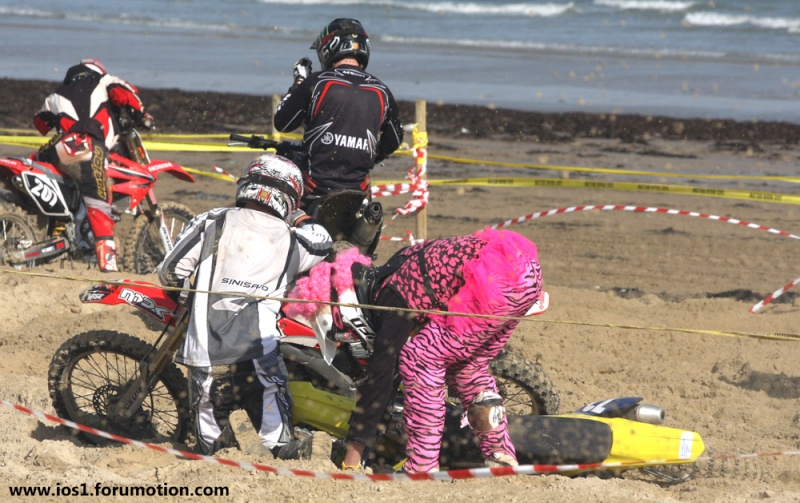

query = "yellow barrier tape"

[182,167,237,182]
[428,152,800,184]
[1,267,797,342]
[430,177,800,205]
[4,131,795,183]
[0,135,46,148]
[0,129,304,141]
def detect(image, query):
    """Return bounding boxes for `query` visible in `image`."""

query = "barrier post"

[271,94,282,140]
[415,100,428,241]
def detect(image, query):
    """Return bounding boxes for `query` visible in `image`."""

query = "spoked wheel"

[490,349,560,415]
[48,330,191,445]
[0,204,40,268]
[122,202,194,274]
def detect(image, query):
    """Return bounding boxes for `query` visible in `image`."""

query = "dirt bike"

[47,281,704,477]
[0,115,196,273]
[228,134,383,257]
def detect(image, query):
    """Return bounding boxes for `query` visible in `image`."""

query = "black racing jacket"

[273,64,404,196]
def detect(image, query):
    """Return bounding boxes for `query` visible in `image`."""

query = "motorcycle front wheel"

[490,349,560,415]
[122,202,194,274]
[48,330,191,445]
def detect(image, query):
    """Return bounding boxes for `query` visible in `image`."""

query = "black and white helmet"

[311,18,371,70]
[236,154,303,219]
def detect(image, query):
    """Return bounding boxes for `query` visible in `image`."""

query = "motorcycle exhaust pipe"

[6,237,69,266]
[349,201,383,250]
[625,403,665,425]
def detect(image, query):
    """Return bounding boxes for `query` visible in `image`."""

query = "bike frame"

[0,130,195,263]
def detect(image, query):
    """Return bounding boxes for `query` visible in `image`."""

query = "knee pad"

[54,132,95,165]
[466,391,506,433]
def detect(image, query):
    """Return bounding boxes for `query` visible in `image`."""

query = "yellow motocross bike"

[47,281,704,478]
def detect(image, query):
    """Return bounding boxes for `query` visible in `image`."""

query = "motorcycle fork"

[139,192,177,255]
[111,307,189,421]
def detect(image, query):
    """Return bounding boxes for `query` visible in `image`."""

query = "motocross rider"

[273,18,404,252]
[285,228,546,473]
[33,58,154,272]
[157,154,333,457]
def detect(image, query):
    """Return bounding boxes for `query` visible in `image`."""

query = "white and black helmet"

[236,154,303,219]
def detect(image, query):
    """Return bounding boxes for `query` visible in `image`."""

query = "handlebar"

[228,134,304,158]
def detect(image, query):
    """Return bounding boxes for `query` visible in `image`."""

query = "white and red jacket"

[34,69,144,149]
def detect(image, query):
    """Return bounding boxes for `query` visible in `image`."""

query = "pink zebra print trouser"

[398,318,521,473]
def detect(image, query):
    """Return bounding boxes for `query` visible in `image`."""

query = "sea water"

[0,0,798,123]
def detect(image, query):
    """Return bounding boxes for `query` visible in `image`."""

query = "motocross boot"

[87,206,118,272]
[95,239,119,273]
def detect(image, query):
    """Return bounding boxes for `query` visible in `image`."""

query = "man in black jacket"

[273,18,404,203]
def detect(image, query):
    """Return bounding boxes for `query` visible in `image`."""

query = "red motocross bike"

[0,115,195,273]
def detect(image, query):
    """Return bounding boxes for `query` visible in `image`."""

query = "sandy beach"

[2,80,800,501]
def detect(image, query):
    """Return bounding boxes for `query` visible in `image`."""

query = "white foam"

[594,0,696,13]
[257,0,575,17]
[684,12,800,34]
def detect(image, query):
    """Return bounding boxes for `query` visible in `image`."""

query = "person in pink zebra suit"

[285,227,546,473]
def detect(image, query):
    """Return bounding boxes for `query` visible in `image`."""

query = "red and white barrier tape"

[371,183,414,198]
[380,230,424,245]
[491,205,800,312]
[212,165,236,180]
[373,146,430,241]
[3,397,799,482]
[491,205,800,240]
[749,275,800,313]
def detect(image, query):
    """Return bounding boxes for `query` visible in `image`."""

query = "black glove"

[132,110,155,130]
[285,209,311,227]
[293,57,312,83]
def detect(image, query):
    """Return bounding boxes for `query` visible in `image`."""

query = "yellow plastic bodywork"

[289,381,356,439]
[559,412,705,469]
[289,381,705,471]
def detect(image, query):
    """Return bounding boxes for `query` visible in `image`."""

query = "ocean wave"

[594,0,696,13]
[684,12,800,34]
[257,0,575,17]
[0,5,315,36]
[380,34,723,58]
[380,33,800,64]
[0,6,233,31]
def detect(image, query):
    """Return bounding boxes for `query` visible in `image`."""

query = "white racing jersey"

[158,207,332,366]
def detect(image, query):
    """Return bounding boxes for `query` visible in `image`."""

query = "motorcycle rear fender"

[558,413,705,468]
[79,281,178,325]
[0,157,30,176]
[307,190,368,242]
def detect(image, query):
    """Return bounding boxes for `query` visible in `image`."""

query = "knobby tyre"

[0,203,48,267]
[122,202,194,274]
[434,350,560,468]
[490,349,560,416]
[48,330,191,445]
